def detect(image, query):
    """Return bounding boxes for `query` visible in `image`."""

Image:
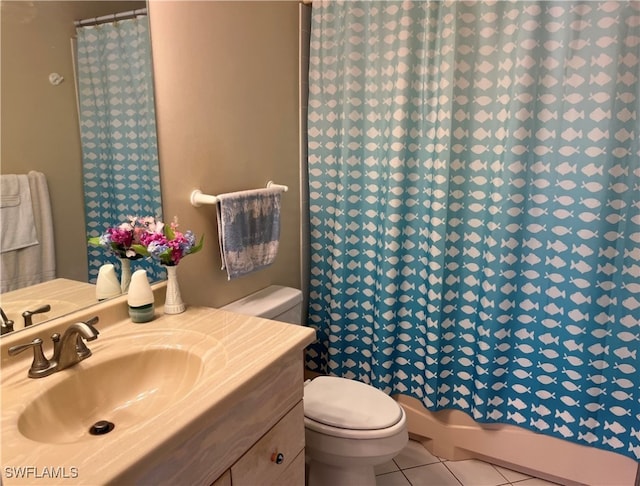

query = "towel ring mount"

[190,181,288,207]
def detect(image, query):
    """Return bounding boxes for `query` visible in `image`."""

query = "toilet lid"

[304,376,403,430]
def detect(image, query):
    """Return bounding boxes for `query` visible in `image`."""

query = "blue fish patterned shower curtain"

[76,16,163,282]
[306,1,640,460]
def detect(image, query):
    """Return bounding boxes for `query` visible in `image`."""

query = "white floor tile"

[375,459,400,475]
[402,462,463,486]
[370,439,563,486]
[393,439,440,469]
[376,471,412,486]
[445,459,510,486]
[493,465,532,483]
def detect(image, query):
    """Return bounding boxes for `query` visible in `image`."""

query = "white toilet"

[222,286,408,486]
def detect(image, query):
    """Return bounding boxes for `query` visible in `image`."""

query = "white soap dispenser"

[127,269,155,323]
[95,264,122,301]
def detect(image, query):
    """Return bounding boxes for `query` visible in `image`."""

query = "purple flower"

[90,216,203,265]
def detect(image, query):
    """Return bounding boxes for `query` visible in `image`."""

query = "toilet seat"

[304,376,405,439]
[305,408,407,440]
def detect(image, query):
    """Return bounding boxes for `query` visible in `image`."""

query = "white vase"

[164,265,185,314]
[119,258,132,293]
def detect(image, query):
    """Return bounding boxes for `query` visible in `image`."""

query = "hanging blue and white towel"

[216,187,281,280]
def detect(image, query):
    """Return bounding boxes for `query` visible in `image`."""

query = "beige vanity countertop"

[0,279,97,330]
[1,301,316,485]
[0,278,95,303]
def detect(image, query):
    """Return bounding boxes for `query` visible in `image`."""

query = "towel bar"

[190,181,288,207]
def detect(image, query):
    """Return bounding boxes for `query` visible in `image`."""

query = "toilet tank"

[221,285,303,324]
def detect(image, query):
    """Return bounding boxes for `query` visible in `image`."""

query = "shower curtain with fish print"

[306,1,640,460]
[76,16,163,283]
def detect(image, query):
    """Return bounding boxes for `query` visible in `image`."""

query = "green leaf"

[190,235,205,255]
[164,223,175,241]
[159,248,172,260]
[88,237,101,246]
[131,244,150,257]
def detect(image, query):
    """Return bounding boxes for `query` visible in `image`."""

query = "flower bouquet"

[89,217,204,308]
[88,216,148,260]
[88,216,149,292]
[132,216,204,265]
[133,217,204,314]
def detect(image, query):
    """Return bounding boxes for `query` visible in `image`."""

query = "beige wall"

[2,0,301,307]
[1,0,145,283]
[149,1,302,308]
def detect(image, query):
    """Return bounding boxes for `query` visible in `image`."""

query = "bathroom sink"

[15,330,222,444]
[1,298,315,485]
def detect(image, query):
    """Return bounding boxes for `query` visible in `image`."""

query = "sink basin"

[16,330,221,444]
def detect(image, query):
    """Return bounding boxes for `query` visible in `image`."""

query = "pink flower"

[90,216,203,265]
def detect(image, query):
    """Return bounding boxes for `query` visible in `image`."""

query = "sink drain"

[89,420,115,435]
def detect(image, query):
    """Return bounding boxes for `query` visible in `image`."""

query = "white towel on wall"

[0,174,38,252]
[216,188,281,280]
[1,171,56,292]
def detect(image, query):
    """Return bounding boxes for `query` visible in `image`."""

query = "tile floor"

[375,440,561,486]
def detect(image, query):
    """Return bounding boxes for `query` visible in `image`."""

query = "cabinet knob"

[271,452,284,464]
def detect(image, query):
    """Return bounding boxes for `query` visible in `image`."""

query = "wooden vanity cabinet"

[211,471,231,486]
[230,402,305,485]
[206,351,307,486]
[210,403,305,485]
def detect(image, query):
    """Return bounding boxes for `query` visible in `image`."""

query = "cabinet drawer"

[273,449,305,486]
[231,402,305,485]
[210,470,231,486]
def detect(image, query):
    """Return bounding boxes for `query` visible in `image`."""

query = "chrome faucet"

[52,318,99,371]
[8,317,99,378]
[0,307,14,335]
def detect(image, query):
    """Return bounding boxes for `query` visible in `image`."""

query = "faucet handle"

[1,321,14,335]
[8,338,55,378]
[51,333,62,359]
[22,304,52,327]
